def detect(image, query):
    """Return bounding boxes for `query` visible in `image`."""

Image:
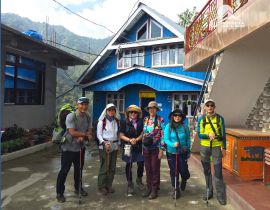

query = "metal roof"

[2,24,89,68]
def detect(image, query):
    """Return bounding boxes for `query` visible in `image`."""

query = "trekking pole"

[206,139,213,207]
[79,143,83,204]
[174,147,179,207]
[126,147,133,197]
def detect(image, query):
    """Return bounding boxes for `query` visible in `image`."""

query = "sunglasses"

[206,104,215,107]
[129,111,138,114]
[173,114,182,117]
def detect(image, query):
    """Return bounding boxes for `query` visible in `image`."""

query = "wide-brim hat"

[169,108,186,121]
[144,101,161,112]
[125,105,142,119]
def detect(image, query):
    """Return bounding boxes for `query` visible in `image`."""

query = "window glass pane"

[182,94,188,101]
[182,101,188,116]
[17,67,39,104]
[191,94,197,101]
[153,47,161,66]
[6,54,16,63]
[169,46,176,65]
[124,50,131,68]
[119,100,124,113]
[4,65,15,103]
[138,49,144,66]
[150,21,162,38]
[177,48,184,64]
[118,53,123,68]
[161,47,168,65]
[137,24,147,40]
[131,49,137,67]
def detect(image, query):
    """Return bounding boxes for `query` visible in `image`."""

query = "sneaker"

[217,197,226,205]
[98,187,108,196]
[127,182,134,194]
[75,188,88,196]
[202,191,213,201]
[56,194,66,203]
[180,180,187,191]
[106,186,115,194]
[136,178,145,190]
[172,188,181,199]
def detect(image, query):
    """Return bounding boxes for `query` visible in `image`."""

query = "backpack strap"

[102,118,107,130]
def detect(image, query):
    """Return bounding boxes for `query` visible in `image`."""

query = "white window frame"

[149,19,163,39]
[171,93,199,118]
[136,21,148,41]
[151,44,184,68]
[106,92,125,113]
[117,48,144,70]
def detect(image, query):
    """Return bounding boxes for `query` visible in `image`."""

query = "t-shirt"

[61,111,90,152]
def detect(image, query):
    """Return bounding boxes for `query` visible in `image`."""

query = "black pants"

[125,161,144,183]
[56,149,85,195]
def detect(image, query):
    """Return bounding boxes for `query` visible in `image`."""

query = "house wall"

[2,48,57,129]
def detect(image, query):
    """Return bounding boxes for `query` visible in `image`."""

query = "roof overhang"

[2,24,89,69]
[81,66,203,88]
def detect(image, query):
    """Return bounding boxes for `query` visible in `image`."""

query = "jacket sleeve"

[197,116,209,139]
[164,124,175,148]
[97,120,104,145]
[220,116,227,149]
[185,125,191,149]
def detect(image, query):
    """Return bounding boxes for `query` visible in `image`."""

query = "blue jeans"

[166,152,190,188]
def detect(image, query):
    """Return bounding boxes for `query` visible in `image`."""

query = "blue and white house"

[78,3,205,123]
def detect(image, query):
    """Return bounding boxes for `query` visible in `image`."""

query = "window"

[136,19,163,41]
[172,93,199,117]
[150,20,162,38]
[4,53,45,105]
[137,23,148,40]
[106,92,125,113]
[117,48,144,69]
[152,45,183,67]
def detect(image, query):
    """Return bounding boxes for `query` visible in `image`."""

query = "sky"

[2,0,208,39]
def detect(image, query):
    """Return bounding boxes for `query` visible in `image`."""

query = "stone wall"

[246,78,270,132]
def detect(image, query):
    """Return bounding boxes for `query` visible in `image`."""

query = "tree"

[177,7,198,28]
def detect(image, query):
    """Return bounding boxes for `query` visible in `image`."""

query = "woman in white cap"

[97,103,120,195]
[142,101,165,199]
[120,105,145,196]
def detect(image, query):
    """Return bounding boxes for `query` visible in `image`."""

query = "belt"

[99,139,118,146]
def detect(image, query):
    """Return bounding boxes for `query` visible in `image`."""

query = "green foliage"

[177,7,198,28]
[2,124,25,141]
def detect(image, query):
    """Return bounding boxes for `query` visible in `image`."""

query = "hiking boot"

[136,178,145,190]
[202,191,213,201]
[142,188,151,198]
[217,196,226,205]
[180,180,187,191]
[75,188,88,196]
[56,194,66,203]
[106,186,115,194]
[148,188,158,200]
[98,187,108,196]
[172,188,181,199]
[127,182,134,194]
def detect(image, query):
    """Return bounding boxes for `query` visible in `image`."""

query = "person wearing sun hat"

[97,103,120,195]
[142,101,165,199]
[120,105,145,195]
[163,108,191,199]
[197,99,227,205]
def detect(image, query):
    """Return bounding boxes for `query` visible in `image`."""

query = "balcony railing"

[185,0,249,54]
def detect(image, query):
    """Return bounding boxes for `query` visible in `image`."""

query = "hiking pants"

[125,161,144,183]
[200,145,226,198]
[98,149,118,188]
[56,149,85,195]
[166,152,190,188]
